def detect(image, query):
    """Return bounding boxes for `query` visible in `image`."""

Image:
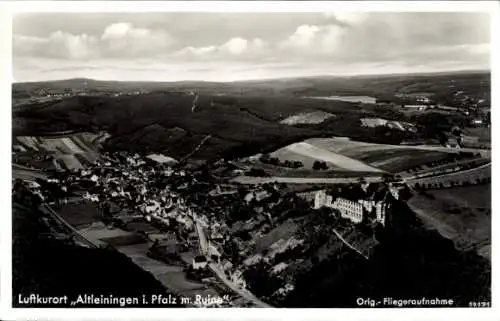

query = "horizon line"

[12,68,491,85]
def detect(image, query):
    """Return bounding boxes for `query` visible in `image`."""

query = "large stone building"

[314,189,391,226]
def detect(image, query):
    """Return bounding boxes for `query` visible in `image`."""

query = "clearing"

[360,118,417,132]
[280,111,335,125]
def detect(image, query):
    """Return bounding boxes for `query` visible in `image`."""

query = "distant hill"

[12,92,330,160]
[12,71,490,161]
[13,70,490,101]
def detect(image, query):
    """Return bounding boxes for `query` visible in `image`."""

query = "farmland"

[464,127,491,142]
[360,149,451,172]
[408,184,491,259]
[14,132,108,170]
[270,141,383,172]
[256,137,455,175]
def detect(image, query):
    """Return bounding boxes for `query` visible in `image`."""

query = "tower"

[314,190,327,209]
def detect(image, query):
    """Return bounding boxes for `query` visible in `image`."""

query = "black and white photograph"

[2,0,498,319]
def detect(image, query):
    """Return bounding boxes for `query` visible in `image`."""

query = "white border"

[1,1,499,321]
[2,1,499,12]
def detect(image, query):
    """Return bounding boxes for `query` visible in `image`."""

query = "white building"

[314,190,390,225]
[192,255,208,269]
[416,96,431,103]
[333,198,364,224]
[313,189,334,209]
[230,270,247,289]
[403,104,428,111]
[315,191,363,224]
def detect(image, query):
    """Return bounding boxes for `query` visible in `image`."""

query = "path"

[332,229,368,259]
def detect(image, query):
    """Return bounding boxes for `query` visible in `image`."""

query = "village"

[17,144,417,307]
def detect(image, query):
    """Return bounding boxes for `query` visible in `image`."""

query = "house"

[193,255,208,269]
[416,96,431,103]
[275,283,295,296]
[220,259,233,271]
[446,138,461,149]
[244,190,270,203]
[26,181,41,190]
[209,184,238,196]
[210,230,224,242]
[210,254,220,264]
[402,104,428,111]
[471,118,483,126]
[230,270,247,288]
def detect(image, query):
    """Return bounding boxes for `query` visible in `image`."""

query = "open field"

[280,111,335,125]
[266,137,454,174]
[282,142,384,172]
[269,142,382,173]
[360,118,417,132]
[361,150,451,172]
[463,127,491,142]
[249,164,384,179]
[14,132,107,170]
[408,184,491,259]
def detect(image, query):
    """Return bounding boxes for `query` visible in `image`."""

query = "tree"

[313,160,322,171]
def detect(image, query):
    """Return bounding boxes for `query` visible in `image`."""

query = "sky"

[12,12,491,82]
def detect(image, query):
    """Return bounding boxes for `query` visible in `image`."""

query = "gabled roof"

[194,255,207,263]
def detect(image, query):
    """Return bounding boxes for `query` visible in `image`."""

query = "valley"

[11,71,492,308]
